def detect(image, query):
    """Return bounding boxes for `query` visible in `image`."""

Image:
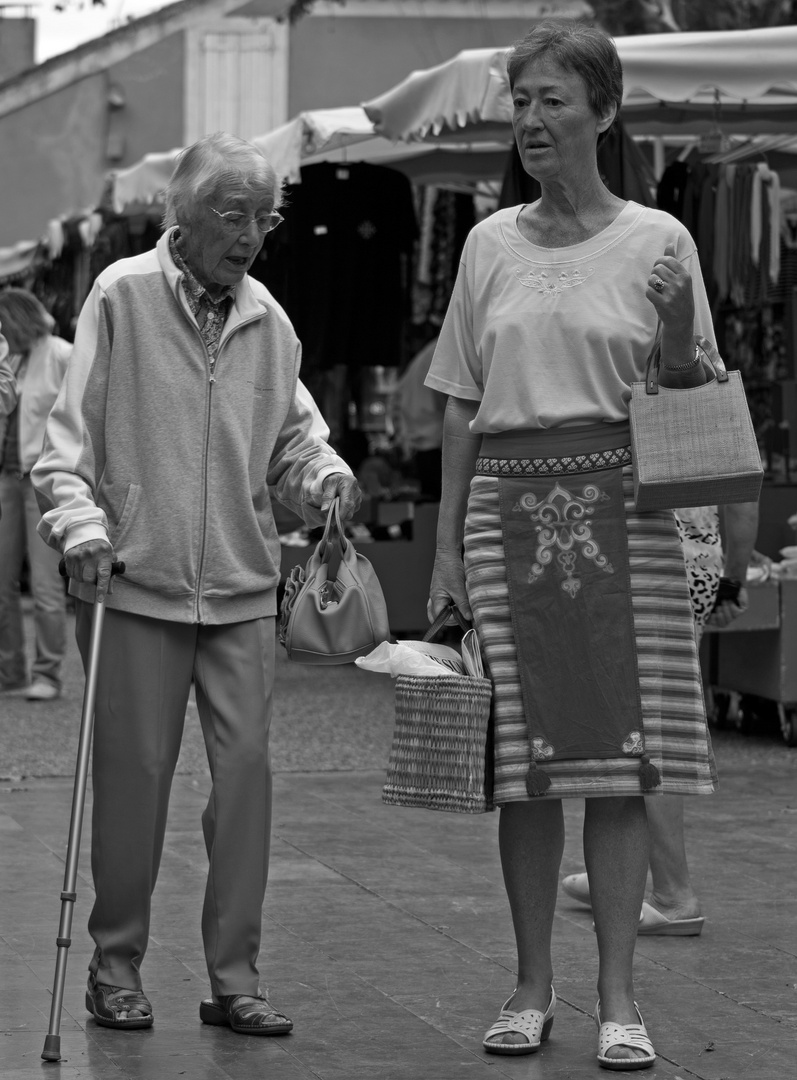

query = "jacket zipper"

[194,352,216,624]
[192,310,266,623]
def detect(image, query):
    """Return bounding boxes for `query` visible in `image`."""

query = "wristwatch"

[713,577,743,607]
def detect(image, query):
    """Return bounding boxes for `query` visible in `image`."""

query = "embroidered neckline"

[515,266,596,294]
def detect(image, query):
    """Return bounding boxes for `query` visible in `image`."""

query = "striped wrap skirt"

[464,422,717,803]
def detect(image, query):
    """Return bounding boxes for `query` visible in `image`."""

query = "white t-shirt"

[426,201,715,433]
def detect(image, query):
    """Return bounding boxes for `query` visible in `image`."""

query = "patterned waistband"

[476,422,631,478]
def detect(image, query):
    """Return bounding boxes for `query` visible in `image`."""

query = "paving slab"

[1,612,796,1079]
[1,752,796,1080]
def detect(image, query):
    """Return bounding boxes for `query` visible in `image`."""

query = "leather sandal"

[595,1001,656,1070]
[85,973,153,1029]
[199,994,293,1035]
[482,986,556,1055]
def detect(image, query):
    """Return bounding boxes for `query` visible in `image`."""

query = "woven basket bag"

[382,607,494,814]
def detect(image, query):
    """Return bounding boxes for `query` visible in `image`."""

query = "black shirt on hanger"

[256,162,418,373]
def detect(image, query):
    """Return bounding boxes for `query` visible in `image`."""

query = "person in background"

[562,501,760,933]
[0,290,71,699]
[426,20,719,1070]
[0,321,17,425]
[33,133,361,1039]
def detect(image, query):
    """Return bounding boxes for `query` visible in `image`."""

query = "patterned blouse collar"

[169,231,236,310]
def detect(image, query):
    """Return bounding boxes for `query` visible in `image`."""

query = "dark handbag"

[382,606,494,814]
[629,335,763,512]
[278,498,390,664]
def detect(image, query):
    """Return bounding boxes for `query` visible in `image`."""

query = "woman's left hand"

[646,243,695,331]
[707,587,749,629]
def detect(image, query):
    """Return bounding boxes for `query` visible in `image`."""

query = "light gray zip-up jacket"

[33,228,351,624]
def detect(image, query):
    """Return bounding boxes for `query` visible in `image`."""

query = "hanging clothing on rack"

[410,186,475,330]
[658,157,782,311]
[427,189,475,327]
[256,162,418,375]
[768,189,797,305]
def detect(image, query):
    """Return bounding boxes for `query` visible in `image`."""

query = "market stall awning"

[111,106,511,210]
[0,238,42,284]
[363,25,797,141]
[112,107,378,210]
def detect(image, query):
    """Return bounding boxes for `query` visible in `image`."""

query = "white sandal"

[595,1000,656,1070]
[482,986,556,1055]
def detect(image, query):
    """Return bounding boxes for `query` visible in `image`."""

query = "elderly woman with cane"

[33,132,360,1038]
[426,20,719,1069]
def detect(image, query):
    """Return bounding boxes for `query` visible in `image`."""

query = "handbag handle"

[423,603,472,642]
[645,332,729,396]
[316,497,347,562]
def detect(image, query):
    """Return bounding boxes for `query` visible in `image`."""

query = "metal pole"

[42,594,107,1062]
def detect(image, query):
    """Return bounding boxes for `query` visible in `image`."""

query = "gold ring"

[652,276,665,292]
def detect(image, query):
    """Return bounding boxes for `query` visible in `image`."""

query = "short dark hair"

[507,19,623,125]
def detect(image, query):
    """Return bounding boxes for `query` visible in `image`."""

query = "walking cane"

[42,559,125,1063]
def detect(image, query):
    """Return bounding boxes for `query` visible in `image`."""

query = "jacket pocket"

[109,482,141,549]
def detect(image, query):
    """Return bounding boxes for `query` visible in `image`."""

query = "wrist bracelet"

[663,344,701,372]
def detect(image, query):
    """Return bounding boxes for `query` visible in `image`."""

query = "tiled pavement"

[2,745,796,1080]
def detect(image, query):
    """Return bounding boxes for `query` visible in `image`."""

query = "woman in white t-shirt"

[426,19,721,1071]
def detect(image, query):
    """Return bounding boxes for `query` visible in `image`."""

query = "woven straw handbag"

[382,606,494,814]
[629,335,763,512]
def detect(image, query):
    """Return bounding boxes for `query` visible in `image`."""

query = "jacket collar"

[157,227,268,326]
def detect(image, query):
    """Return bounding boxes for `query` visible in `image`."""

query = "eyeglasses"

[208,206,284,235]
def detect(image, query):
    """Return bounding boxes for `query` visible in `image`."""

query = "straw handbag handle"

[645,332,728,396]
[423,604,472,642]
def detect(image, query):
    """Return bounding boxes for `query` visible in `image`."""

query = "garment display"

[769,189,797,305]
[412,187,475,329]
[257,162,418,375]
[657,156,790,452]
[657,158,782,311]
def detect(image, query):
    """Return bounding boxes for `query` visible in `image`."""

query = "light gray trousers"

[0,473,66,690]
[75,602,275,998]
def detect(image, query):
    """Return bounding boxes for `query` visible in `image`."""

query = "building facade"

[0,0,590,249]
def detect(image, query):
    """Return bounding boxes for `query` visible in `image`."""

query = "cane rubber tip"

[42,1035,61,1061]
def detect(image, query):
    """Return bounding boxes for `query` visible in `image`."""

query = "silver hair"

[162,132,282,229]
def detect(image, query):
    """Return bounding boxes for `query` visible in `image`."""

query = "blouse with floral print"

[170,232,235,364]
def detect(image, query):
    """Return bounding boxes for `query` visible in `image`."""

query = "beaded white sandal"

[595,1001,656,1070]
[482,986,556,1055]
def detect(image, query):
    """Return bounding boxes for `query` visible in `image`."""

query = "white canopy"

[363,25,797,141]
[112,107,377,211]
[111,105,512,211]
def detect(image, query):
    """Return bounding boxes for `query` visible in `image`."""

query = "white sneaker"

[26,681,60,701]
[561,872,591,906]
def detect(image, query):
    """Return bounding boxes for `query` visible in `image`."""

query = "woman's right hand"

[427,550,471,623]
[63,539,116,602]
